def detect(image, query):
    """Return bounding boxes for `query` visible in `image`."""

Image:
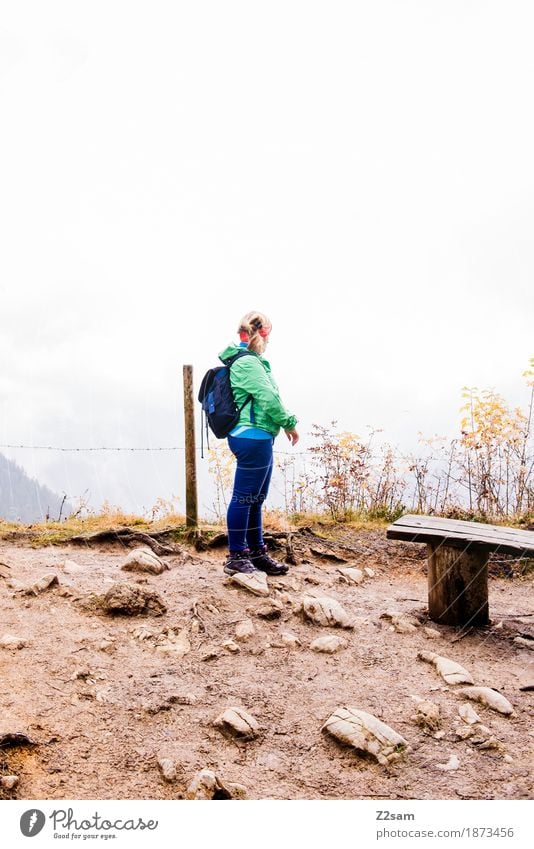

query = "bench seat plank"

[387,514,534,557]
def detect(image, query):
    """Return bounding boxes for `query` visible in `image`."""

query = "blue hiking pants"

[226,435,274,552]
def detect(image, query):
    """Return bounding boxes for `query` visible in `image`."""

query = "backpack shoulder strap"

[226,350,254,413]
[226,350,252,367]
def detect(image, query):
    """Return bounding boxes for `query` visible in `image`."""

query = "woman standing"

[218,311,299,577]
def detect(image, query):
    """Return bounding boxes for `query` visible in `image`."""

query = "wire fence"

[0,443,307,455]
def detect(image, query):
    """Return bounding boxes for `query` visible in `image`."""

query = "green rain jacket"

[218,344,298,437]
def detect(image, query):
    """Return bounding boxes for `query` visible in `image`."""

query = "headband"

[239,320,271,341]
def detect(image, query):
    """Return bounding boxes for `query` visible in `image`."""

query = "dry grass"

[0,506,390,548]
[0,505,190,548]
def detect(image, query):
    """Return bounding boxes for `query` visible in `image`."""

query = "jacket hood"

[218,343,267,364]
[218,343,244,363]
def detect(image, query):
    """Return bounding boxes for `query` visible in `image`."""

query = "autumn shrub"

[206,360,533,524]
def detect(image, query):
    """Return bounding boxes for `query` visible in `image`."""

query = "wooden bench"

[386,514,534,627]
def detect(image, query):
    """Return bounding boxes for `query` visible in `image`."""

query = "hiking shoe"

[223,549,257,576]
[249,545,289,576]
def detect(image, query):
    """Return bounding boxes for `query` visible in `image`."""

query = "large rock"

[101,583,167,616]
[456,686,514,716]
[322,707,407,765]
[418,651,474,685]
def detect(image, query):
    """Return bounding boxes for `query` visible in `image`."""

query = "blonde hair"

[238,311,272,355]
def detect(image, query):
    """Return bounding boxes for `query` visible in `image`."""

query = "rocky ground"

[0,526,532,800]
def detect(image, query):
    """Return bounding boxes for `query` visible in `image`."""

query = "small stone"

[302,595,353,629]
[0,634,27,650]
[304,574,323,586]
[255,601,283,620]
[0,727,35,748]
[514,637,534,650]
[277,592,294,605]
[230,571,269,597]
[185,769,234,800]
[436,754,460,771]
[71,667,93,681]
[167,693,198,706]
[201,648,220,662]
[337,567,364,585]
[122,547,168,575]
[410,697,441,732]
[213,706,260,740]
[392,617,418,634]
[433,730,445,740]
[503,754,513,764]
[458,703,481,725]
[0,775,18,790]
[363,567,375,578]
[423,627,442,639]
[310,635,348,654]
[280,631,301,647]
[455,723,501,750]
[132,625,154,640]
[157,756,177,782]
[257,752,283,771]
[235,619,255,641]
[62,559,85,575]
[382,611,419,634]
[101,583,167,616]
[155,628,190,658]
[21,574,59,595]
[226,782,247,799]
[222,639,240,653]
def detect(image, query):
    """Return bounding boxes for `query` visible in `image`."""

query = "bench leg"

[427,543,489,627]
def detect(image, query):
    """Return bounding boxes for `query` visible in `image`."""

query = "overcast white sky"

[1,1,533,517]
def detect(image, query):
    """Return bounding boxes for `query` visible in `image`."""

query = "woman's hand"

[284,428,299,446]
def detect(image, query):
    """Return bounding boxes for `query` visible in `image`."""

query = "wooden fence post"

[183,365,198,528]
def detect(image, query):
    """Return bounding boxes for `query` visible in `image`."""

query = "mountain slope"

[0,453,71,522]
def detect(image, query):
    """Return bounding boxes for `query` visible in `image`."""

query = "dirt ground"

[0,527,533,800]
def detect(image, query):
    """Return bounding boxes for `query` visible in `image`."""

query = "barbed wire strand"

[0,443,308,455]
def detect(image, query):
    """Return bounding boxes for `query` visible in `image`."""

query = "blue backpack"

[197,351,253,456]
